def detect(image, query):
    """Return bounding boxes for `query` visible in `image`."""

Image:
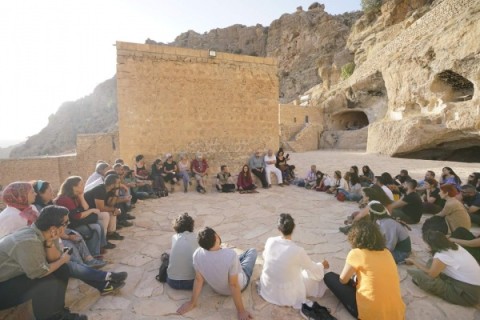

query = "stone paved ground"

[1,150,480,320]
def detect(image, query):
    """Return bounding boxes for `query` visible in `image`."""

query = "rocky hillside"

[10,77,117,158]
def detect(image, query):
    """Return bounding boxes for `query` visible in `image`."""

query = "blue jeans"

[338,189,363,202]
[238,248,257,288]
[74,223,105,257]
[166,277,194,290]
[179,170,190,188]
[67,261,107,292]
[391,250,410,264]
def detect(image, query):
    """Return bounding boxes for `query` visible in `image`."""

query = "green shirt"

[0,225,52,282]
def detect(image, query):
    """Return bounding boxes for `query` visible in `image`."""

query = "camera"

[63,247,73,255]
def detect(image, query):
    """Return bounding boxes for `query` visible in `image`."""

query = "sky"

[0,0,360,146]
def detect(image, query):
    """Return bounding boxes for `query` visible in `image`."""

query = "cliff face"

[10,77,117,158]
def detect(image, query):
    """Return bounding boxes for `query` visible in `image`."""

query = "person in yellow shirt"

[324,220,406,319]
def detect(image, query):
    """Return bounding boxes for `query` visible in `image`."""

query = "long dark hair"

[33,180,51,205]
[380,172,395,185]
[363,185,393,206]
[348,220,385,251]
[442,167,462,185]
[58,176,82,198]
[423,230,458,255]
[241,164,252,180]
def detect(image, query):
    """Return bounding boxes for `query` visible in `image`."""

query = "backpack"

[155,252,169,283]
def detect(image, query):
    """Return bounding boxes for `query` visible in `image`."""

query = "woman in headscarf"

[0,182,39,238]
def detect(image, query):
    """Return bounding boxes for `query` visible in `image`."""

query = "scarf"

[2,182,38,225]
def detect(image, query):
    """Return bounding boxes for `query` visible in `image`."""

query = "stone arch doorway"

[431,70,474,102]
[330,110,369,131]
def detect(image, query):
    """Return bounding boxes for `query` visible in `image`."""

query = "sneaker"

[312,302,337,320]
[104,242,116,250]
[109,271,128,283]
[125,214,136,220]
[101,281,125,295]
[116,224,123,230]
[118,220,133,227]
[85,259,107,269]
[300,303,320,320]
[107,232,124,241]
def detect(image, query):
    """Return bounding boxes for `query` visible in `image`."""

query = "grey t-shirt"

[193,247,247,295]
[167,231,198,281]
[377,219,411,253]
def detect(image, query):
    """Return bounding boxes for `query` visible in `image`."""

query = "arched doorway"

[431,70,474,102]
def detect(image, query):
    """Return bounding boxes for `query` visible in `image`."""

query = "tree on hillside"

[361,0,383,13]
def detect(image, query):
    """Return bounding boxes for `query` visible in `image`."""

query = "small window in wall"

[431,70,474,102]
[294,117,297,123]
[305,115,309,123]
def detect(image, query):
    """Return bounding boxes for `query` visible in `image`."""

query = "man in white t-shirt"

[264,149,283,187]
[177,227,257,320]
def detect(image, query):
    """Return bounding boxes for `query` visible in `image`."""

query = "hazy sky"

[0,0,360,145]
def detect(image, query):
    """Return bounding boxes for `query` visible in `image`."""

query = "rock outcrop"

[10,77,117,158]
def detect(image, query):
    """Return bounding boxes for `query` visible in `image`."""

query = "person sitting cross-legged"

[259,213,329,311]
[191,153,209,194]
[216,165,236,193]
[177,227,257,320]
[390,179,423,224]
[237,165,257,193]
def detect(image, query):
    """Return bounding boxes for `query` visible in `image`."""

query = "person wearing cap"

[163,153,181,193]
[368,201,411,264]
[191,153,209,194]
[435,183,470,233]
[84,162,110,193]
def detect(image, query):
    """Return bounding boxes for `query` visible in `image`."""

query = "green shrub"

[361,0,383,13]
[341,62,356,80]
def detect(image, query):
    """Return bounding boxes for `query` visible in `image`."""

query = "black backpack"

[155,252,169,283]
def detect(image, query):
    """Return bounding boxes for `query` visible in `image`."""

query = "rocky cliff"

[10,77,117,158]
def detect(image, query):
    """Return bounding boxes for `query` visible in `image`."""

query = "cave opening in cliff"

[431,70,474,102]
[393,139,480,163]
[331,110,369,130]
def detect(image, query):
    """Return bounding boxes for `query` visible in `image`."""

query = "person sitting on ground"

[167,213,198,290]
[113,163,134,210]
[33,180,105,268]
[191,153,209,194]
[422,178,445,214]
[0,205,88,320]
[264,149,283,187]
[237,165,257,193]
[390,179,423,224]
[0,182,39,238]
[259,213,329,309]
[83,174,125,242]
[313,171,326,191]
[338,172,362,202]
[325,220,405,320]
[275,149,294,184]
[150,159,168,196]
[216,165,236,193]
[440,166,462,190]
[123,166,150,201]
[434,184,471,233]
[375,176,394,201]
[406,230,480,306]
[458,184,480,225]
[134,154,155,196]
[55,176,112,256]
[178,153,192,193]
[325,170,347,194]
[466,172,480,192]
[103,173,134,230]
[359,165,374,187]
[163,153,181,193]
[368,202,411,264]
[417,170,436,192]
[177,227,257,320]
[349,165,359,177]
[381,172,401,200]
[84,162,110,193]
[298,165,317,189]
[248,150,268,189]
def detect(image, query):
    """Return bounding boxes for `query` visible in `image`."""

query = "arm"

[466,205,480,214]
[229,274,253,320]
[449,237,480,247]
[390,200,407,210]
[95,198,116,214]
[339,262,356,285]
[177,271,205,314]
[405,257,445,278]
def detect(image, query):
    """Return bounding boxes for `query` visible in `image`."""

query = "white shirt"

[381,185,394,201]
[264,155,277,169]
[260,236,325,309]
[435,246,480,286]
[0,206,39,238]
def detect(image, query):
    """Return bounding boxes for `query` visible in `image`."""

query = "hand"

[237,310,253,320]
[177,301,196,315]
[404,258,414,265]
[61,252,71,264]
[113,208,121,216]
[92,208,100,214]
[69,234,82,242]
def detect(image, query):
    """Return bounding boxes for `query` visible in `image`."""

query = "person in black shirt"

[391,179,423,224]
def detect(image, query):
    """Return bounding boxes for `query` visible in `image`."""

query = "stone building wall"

[0,132,119,192]
[116,42,279,171]
[279,104,323,151]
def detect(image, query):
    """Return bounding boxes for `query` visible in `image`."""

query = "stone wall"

[116,42,279,171]
[279,104,323,151]
[0,132,119,192]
